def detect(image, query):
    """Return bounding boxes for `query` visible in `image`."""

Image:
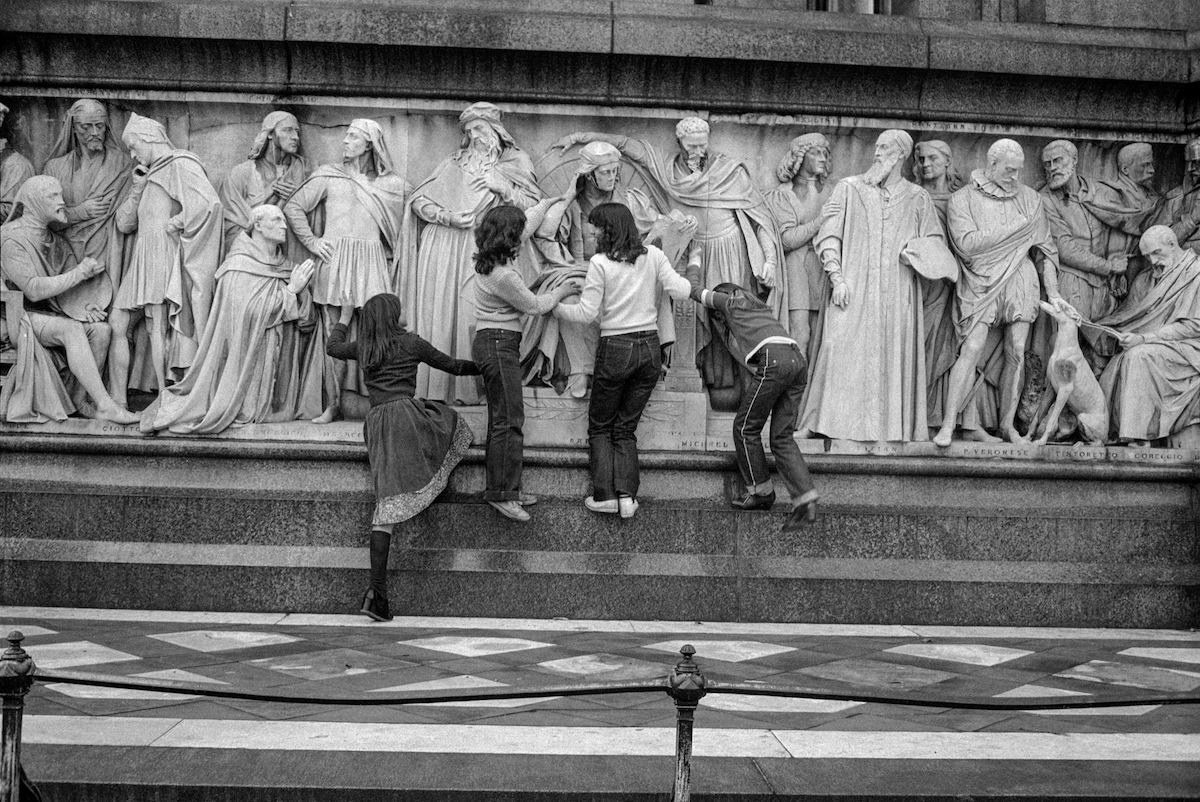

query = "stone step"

[2,436,1197,628]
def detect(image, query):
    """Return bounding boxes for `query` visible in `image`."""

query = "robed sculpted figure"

[109,113,223,405]
[934,139,1061,447]
[554,117,783,409]
[764,133,832,361]
[406,102,541,405]
[1152,137,1200,258]
[284,118,410,422]
[799,130,946,442]
[0,102,35,220]
[140,205,319,434]
[1092,226,1200,445]
[0,176,137,424]
[220,111,311,257]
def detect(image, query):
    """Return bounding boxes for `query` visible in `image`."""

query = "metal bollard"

[0,631,36,802]
[666,644,706,802]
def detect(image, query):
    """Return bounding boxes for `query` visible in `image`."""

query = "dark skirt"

[365,397,473,525]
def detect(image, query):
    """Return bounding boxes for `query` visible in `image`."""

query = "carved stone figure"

[1152,136,1200,255]
[109,113,223,406]
[555,118,783,410]
[0,176,137,424]
[934,139,1061,447]
[406,102,541,405]
[140,205,319,434]
[798,130,945,442]
[1039,140,1129,324]
[220,111,311,257]
[284,118,410,422]
[1094,226,1200,446]
[764,133,832,359]
[40,98,133,321]
[1082,142,1160,288]
[0,102,35,219]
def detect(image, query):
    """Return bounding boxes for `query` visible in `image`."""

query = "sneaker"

[584,496,619,514]
[781,501,817,532]
[517,493,539,506]
[489,500,531,522]
[731,490,776,510]
[360,589,393,622]
[618,496,639,519]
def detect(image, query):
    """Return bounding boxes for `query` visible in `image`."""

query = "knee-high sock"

[369,528,391,596]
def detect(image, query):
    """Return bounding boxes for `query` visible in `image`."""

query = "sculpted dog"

[1034,299,1109,446]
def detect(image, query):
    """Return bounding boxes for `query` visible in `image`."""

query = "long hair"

[588,203,646,264]
[357,293,407,373]
[472,205,525,275]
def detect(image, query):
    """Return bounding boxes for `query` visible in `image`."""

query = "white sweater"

[556,245,692,336]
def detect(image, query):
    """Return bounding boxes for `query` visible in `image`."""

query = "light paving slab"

[798,658,958,690]
[536,653,666,679]
[1118,647,1200,665]
[993,684,1090,698]
[24,715,181,746]
[134,669,229,684]
[369,675,561,707]
[885,643,1032,666]
[148,630,301,653]
[26,641,140,670]
[642,640,797,663]
[0,625,56,638]
[43,683,198,701]
[398,636,555,657]
[771,731,1200,761]
[701,694,862,714]
[248,648,401,680]
[1057,660,1200,692]
[1030,706,1161,717]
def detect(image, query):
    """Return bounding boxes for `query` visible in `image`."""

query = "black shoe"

[782,501,817,532]
[731,490,776,510]
[360,589,393,622]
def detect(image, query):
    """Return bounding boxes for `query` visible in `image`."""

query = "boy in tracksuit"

[691,282,819,531]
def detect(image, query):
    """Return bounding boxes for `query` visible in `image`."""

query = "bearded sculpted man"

[284,118,410,422]
[0,176,137,424]
[764,133,832,360]
[406,102,541,405]
[554,117,783,410]
[934,139,1061,447]
[1152,136,1200,257]
[110,113,223,407]
[40,99,133,322]
[0,102,35,219]
[798,130,945,442]
[1084,142,1160,286]
[221,111,311,256]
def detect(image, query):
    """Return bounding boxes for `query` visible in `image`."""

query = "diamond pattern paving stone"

[701,694,862,714]
[537,653,665,680]
[886,643,1033,667]
[369,674,561,708]
[248,648,402,681]
[1118,647,1200,665]
[641,640,796,663]
[134,669,229,684]
[0,625,56,638]
[42,683,198,701]
[993,684,1090,698]
[148,630,300,653]
[26,641,140,670]
[797,658,958,690]
[1057,660,1200,692]
[397,636,554,658]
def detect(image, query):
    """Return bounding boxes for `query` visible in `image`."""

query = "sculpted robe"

[799,174,942,441]
[0,147,34,219]
[114,151,223,373]
[1153,182,1200,254]
[765,183,825,314]
[220,152,311,256]
[139,232,319,434]
[1096,250,1200,442]
[406,146,540,404]
[1040,176,1122,322]
[42,145,133,316]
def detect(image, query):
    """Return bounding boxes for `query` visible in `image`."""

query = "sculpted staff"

[284,118,410,422]
[41,98,133,321]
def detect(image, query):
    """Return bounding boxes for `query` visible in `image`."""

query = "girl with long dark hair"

[327,292,480,621]
[472,204,580,521]
[554,202,692,518]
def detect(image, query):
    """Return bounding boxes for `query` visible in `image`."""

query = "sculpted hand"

[339,303,355,325]
[311,238,335,262]
[287,259,315,294]
[131,167,149,191]
[830,276,850,309]
[272,177,299,201]
[74,196,113,220]
[1106,255,1128,275]
[82,303,107,323]
[1118,332,1146,349]
[550,133,580,152]
[165,216,185,235]
[483,172,510,196]
[760,260,777,289]
[680,215,699,238]
[77,257,105,279]
[448,211,475,229]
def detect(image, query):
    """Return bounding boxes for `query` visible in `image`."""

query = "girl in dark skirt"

[327,293,480,621]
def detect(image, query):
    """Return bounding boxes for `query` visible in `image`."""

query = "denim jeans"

[734,343,816,505]
[472,328,524,501]
[587,331,661,501]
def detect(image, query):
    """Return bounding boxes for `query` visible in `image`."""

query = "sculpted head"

[121,113,172,167]
[1139,225,1183,270]
[1117,143,1155,188]
[864,129,912,187]
[268,112,301,156]
[578,141,621,193]
[675,117,710,172]
[1041,140,1078,191]
[343,121,374,162]
[913,140,952,185]
[250,204,287,247]
[68,99,109,155]
[776,133,830,186]
[458,102,508,157]
[12,175,67,227]
[985,139,1025,193]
